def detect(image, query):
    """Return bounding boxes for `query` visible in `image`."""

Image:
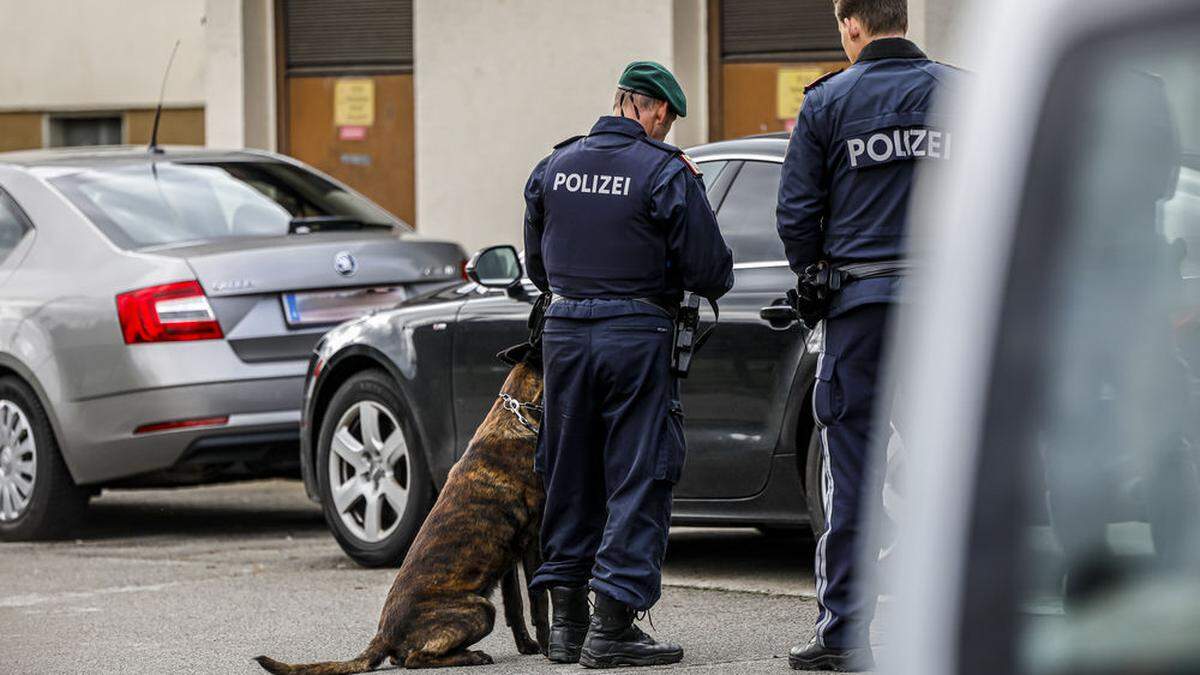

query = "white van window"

[997,25,1200,675]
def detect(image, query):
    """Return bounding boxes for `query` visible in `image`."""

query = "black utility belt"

[548,295,678,318]
[545,294,718,379]
[823,260,911,289]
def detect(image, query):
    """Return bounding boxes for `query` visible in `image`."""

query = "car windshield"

[41,160,404,249]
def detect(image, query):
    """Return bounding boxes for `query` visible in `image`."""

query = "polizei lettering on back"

[845,127,952,169]
[551,172,632,196]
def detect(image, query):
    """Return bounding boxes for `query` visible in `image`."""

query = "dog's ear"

[496,342,543,369]
[496,342,531,366]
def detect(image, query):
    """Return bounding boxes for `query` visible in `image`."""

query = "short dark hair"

[833,0,908,35]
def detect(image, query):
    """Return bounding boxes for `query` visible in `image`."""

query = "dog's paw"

[468,650,495,665]
[517,637,542,655]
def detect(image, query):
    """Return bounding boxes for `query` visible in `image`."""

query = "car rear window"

[715,160,788,264]
[41,160,404,249]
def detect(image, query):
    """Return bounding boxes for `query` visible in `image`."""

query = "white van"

[886,1,1200,673]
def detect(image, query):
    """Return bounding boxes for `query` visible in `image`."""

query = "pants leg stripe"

[812,323,837,645]
[815,424,835,642]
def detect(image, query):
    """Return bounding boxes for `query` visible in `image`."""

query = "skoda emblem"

[333,251,357,277]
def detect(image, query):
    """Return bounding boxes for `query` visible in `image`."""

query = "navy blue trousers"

[530,314,684,610]
[812,303,891,649]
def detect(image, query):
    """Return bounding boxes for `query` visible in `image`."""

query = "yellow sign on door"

[776,68,824,120]
[334,78,375,127]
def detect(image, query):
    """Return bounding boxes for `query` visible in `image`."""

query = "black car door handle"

[759,301,798,330]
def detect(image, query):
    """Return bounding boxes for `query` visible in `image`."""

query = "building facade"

[0,0,965,251]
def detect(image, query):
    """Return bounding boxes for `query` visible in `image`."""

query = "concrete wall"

[0,0,272,150]
[909,0,971,64]
[204,0,276,150]
[414,0,690,252]
[671,0,709,149]
[241,0,277,151]
[0,0,206,111]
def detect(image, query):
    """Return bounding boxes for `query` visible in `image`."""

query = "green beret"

[618,61,687,118]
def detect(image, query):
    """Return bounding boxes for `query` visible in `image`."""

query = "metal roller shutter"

[283,0,413,75]
[721,0,841,58]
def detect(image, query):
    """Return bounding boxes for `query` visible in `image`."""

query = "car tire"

[804,425,827,539]
[803,423,904,549]
[0,376,89,541]
[317,369,434,567]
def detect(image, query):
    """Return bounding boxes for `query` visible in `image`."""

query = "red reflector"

[134,416,229,435]
[116,280,224,344]
[1173,307,1199,331]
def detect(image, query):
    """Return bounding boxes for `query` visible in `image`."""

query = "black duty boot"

[578,592,683,668]
[788,638,874,672]
[548,585,591,663]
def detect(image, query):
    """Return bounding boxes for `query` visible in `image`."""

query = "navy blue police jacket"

[524,116,734,320]
[777,38,961,318]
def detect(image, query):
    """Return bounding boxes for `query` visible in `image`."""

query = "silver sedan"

[0,146,465,540]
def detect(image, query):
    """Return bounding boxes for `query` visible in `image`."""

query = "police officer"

[776,1,961,670]
[524,61,733,668]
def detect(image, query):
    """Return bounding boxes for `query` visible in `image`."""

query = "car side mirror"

[465,244,523,289]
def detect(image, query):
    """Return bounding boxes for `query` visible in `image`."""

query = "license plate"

[282,287,407,326]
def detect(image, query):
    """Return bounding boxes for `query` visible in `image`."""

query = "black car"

[298,135,828,566]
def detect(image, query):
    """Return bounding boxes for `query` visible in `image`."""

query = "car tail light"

[460,258,469,281]
[116,281,224,344]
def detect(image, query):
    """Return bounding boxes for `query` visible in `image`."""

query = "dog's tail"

[254,634,390,675]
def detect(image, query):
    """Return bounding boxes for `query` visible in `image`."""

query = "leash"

[499,393,543,435]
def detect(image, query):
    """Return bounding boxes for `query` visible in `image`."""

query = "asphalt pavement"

[0,480,876,674]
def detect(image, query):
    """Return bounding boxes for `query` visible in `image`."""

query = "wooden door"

[285,75,415,224]
[720,61,847,139]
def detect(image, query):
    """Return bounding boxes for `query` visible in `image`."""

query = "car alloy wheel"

[327,400,410,544]
[0,399,37,521]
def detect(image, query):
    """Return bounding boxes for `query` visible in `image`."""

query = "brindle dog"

[256,357,547,673]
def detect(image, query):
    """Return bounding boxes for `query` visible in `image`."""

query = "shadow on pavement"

[65,479,819,584]
[664,527,817,596]
[72,479,325,542]
[668,526,816,560]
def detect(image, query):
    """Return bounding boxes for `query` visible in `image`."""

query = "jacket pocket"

[655,400,688,483]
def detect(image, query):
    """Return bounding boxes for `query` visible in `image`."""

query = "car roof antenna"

[148,39,181,155]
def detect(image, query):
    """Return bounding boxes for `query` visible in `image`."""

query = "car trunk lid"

[141,231,466,361]
[143,231,464,297]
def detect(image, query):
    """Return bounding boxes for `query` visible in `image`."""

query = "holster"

[791,262,840,330]
[496,292,552,367]
[790,260,909,329]
[670,293,719,378]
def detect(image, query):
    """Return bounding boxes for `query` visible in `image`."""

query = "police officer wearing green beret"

[525,61,734,668]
